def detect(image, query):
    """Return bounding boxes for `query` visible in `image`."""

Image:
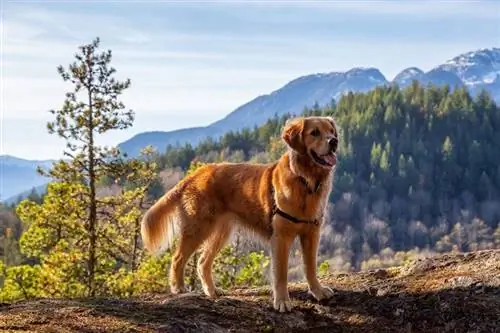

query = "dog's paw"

[309,285,335,301]
[214,287,226,297]
[273,297,293,313]
[170,285,186,295]
[204,287,226,298]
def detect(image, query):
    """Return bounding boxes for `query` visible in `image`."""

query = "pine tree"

[12,34,160,296]
[36,37,135,297]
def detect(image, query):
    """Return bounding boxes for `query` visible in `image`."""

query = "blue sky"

[2,0,499,159]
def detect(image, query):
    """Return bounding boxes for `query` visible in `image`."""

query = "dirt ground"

[1,249,499,333]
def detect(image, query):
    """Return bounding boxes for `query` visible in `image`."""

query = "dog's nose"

[328,137,338,151]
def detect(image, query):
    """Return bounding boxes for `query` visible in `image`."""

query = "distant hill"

[2,183,48,206]
[5,47,500,199]
[118,47,500,157]
[0,155,54,203]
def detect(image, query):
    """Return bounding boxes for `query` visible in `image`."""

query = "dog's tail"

[141,184,184,255]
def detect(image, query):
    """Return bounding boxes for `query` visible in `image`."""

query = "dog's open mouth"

[311,150,336,168]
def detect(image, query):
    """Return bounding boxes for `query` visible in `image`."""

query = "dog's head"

[281,116,339,169]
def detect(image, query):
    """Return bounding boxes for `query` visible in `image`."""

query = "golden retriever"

[141,115,339,312]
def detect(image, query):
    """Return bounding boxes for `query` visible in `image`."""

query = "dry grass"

[1,249,499,333]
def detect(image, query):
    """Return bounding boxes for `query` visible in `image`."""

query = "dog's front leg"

[270,229,295,312]
[300,228,335,302]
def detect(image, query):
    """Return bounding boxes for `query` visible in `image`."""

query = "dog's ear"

[282,117,306,154]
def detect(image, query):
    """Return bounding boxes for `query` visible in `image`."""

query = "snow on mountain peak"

[344,67,387,84]
[393,67,424,84]
[438,47,500,86]
[445,47,500,67]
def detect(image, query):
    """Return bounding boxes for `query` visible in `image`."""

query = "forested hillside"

[154,82,500,270]
[1,37,499,303]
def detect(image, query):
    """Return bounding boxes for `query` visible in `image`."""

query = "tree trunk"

[87,51,97,298]
[130,198,144,273]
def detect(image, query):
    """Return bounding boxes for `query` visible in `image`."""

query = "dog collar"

[297,176,321,194]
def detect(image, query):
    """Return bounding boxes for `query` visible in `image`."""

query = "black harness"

[269,176,322,226]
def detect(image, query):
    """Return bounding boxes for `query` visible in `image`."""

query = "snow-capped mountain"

[419,67,465,89]
[436,48,500,99]
[118,67,389,157]
[208,67,388,135]
[393,67,424,87]
[118,47,500,158]
[5,47,500,202]
[440,48,500,85]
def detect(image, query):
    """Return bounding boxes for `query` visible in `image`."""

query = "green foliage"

[318,260,330,278]
[13,153,160,296]
[186,160,207,176]
[104,252,172,297]
[213,245,269,289]
[158,115,291,170]
[0,264,41,301]
[235,251,269,286]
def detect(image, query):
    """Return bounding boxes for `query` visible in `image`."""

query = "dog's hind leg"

[197,216,234,298]
[169,218,214,295]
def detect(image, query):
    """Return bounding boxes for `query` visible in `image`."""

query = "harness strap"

[269,176,322,226]
[272,207,320,226]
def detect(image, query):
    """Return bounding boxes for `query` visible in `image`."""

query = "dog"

[140,115,339,312]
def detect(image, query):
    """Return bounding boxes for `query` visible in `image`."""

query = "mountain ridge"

[117,46,500,157]
[3,46,500,201]
[0,155,55,202]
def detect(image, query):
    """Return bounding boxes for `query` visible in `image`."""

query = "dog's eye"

[311,129,320,137]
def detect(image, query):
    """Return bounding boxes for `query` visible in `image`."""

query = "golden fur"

[141,116,339,312]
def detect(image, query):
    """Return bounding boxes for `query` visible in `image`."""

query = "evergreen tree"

[33,37,140,297]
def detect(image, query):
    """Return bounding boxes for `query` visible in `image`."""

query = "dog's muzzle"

[328,137,338,152]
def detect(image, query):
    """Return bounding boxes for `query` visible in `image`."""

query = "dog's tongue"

[323,153,337,166]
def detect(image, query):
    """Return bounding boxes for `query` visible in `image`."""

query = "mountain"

[5,47,500,199]
[118,47,500,157]
[0,155,54,203]
[118,126,224,160]
[210,67,387,132]
[118,67,389,157]
[392,67,424,87]
[438,47,500,97]
[420,67,465,88]
[2,183,48,206]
